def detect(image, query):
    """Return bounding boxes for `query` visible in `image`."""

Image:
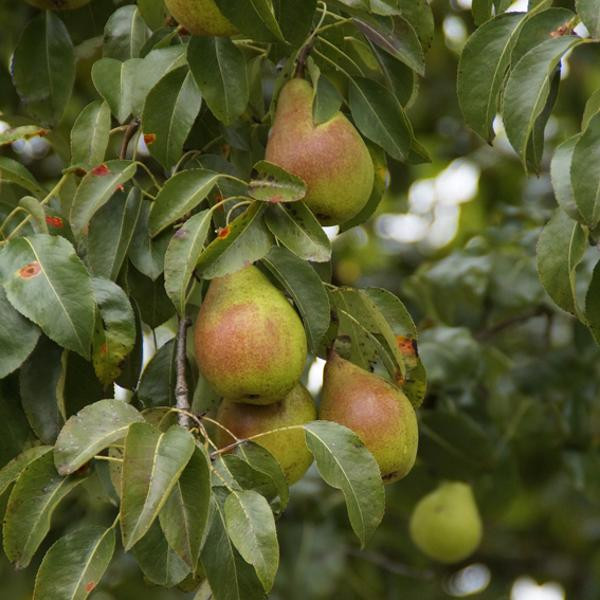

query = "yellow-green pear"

[265,78,375,226]
[194,265,307,404]
[216,383,316,484]
[164,0,237,36]
[25,0,90,9]
[319,352,418,483]
[409,482,483,564]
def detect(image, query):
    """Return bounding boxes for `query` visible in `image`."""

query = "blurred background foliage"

[2,0,600,599]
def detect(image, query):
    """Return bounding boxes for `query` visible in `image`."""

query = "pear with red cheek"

[265,78,374,226]
[319,352,418,483]
[194,265,307,405]
[25,0,90,9]
[216,384,316,484]
[164,0,237,36]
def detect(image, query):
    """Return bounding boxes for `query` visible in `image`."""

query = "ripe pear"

[319,352,418,483]
[265,78,375,226]
[409,482,483,564]
[194,265,307,404]
[216,383,316,484]
[164,0,237,36]
[25,0,90,9]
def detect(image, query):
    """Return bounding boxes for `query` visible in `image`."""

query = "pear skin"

[409,482,483,564]
[265,78,375,226]
[194,265,307,404]
[164,0,237,36]
[319,352,418,483]
[25,0,90,9]
[216,384,317,484]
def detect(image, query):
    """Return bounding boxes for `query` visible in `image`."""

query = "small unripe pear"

[319,352,418,483]
[265,78,375,226]
[24,0,90,9]
[216,384,316,484]
[409,482,483,564]
[194,266,307,404]
[164,0,237,37]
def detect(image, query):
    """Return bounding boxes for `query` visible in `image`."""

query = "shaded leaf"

[248,161,307,204]
[572,112,600,228]
[104,5,150,61]
[215,0,284,42]
[0,446,52,497]
[70,101,111,169]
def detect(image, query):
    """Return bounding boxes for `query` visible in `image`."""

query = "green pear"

[409,482,483,564]
[194,265,307,404]
[216,383,316,484]
[319,352,418,483]
[265,78,375,226]
[25,0,90,9]
[164,0,237,36]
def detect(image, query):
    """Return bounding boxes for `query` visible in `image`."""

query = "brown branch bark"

[175,317,192,429]
[119,118,140,160]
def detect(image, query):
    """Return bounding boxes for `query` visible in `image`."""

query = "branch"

[475,306,552,341]
[175,317,192,428]
[119,118,140,160]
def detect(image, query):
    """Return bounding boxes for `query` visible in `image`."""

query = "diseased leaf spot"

[217,226,230,239]
[175,227,188,239]
[92,164,111,176]
[115,184,125,192]
[85,581,95,593]
[144,133,156,145]
[18,261,41,279]
[269,194,284,204]
[45,215,64,228]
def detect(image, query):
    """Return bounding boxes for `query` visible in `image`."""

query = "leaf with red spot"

[32,525,115,600]
[248,161,307,204]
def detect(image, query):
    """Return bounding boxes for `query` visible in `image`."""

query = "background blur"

[2,0,600,598]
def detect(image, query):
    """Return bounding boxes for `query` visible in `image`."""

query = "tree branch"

[119,118,140,160]
[175,317,192,429]
[475,306,552,341]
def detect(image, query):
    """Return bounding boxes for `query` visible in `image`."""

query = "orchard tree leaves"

[0,234,95,358]
[577,0,600,39]
[214,0,285,42]
[550,134,582,221]
[12,12,75,126]
[0,286,40,379]
[137,339,177,408]
[188,37,249,125]
[261,246,330,352]
[54,398,144,475]
[0,157,46,198]
[3,451,88,569]
[248,161,307,204]
[32,525,116,600]
[70,101,111,169]
[119,422,195,550]
[0,446,52,498]
[304,421,385,547]
[103,5,150,61]
[585,261,600,344]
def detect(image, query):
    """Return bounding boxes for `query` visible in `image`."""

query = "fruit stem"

[120,118,140,160]
[209,425,305,458]
[175,316,193,429]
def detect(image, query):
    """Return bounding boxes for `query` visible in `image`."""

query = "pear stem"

[209,425,305,458]
[175,317,193,429]
[119,118,140,160]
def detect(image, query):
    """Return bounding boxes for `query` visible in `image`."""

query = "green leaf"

[274,0,317,46]
[260,246,330,352]
[472,0,493,25]
[503,36,584,171]
[586,260,600,343]
[70,101,112,169]
[149,169,222,237]
[572,112,600,228]
[62,352,104,418]
[188,37,249,125]
[120,422,195,549]
[164,210,212,314]
[224,490,279,592]
[304,421,385,547]
[54,398,144,475]
[196,203,273,279]
[127,269,174,328]
[200,495,266,600]
[0,382,33,468]
[0,156,46,198]
[12,12,75,126]
[137,339,177,407]
[3,451,87,568]
[159,445,211,569]
[312,74,343,125]
[138,0,168,30]
[577,0,600,38]
[19,336,63,444]
[18,196,48,234]
[551,134,582,222]
[70,160,137,239]
[1,234,95,358]
[349,77,413,161]
[248,161,307,204]
[131,520,190,587]
[0,286,39,379]
[583,89,600,130]
[457,12,526,141]
[536,209,588,317]
[264,202,331,263]
[0,446,52,497]
[33,526,115,600]
[116,298,144,390]
[103,5,150,61]
[88,188,143,280]
[215,0,284,41]
[143,68,203,170]
[91,278,136,385]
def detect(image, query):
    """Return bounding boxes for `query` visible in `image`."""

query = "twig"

[120,118,140,160]
[209,424,304,458]
[475,306,552,341]
[346,548,434,580]
[175,317,192,428]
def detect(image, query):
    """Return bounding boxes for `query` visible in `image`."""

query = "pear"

[164,0,237,37]
[409,482,483,564]
[25,0,90,9]
[319,352,418,483]
[194,265,307,404]
[216,384,316,484]
[265,78,375,226]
